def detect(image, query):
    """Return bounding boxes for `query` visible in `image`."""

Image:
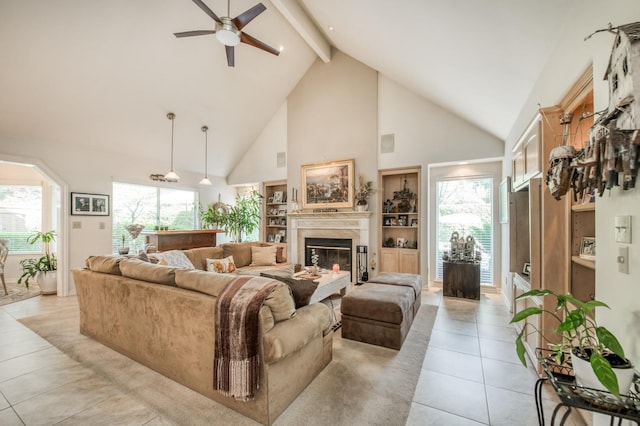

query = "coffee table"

[297,271,351,304]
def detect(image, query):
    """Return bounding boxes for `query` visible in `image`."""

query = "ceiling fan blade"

[174,30,216,38]
[240,32,280,56]
[225,45,235,67]
[191,0,222,24]
[232,3,266,30]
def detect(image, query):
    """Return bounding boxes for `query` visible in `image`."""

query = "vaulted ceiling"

[0,0,575,178]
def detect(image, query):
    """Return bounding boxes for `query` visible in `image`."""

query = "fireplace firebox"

[304,238,352,280]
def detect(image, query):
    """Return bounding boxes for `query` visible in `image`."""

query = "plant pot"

[118,247,130,255]
[356,202,368,212]
[571,351,635,395]
[36,270,57,295]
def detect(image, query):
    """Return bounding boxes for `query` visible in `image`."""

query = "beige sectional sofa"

[72,244,334,425]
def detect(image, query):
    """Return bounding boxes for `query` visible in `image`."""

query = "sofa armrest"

[262,303,334,364]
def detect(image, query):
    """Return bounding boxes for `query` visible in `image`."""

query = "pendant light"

[199,125,212,185]
[164,112,180,182]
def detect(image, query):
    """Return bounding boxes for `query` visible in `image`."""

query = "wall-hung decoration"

[301,159,354,210]
[71,192,110,216]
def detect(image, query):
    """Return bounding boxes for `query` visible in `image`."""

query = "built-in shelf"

[571,203,595,212]
[572,255,595,270]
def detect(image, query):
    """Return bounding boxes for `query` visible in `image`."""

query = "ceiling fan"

[174,0,280,67]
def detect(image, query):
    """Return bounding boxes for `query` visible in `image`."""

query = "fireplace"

[289,211,372,284]
[305,238,352,279]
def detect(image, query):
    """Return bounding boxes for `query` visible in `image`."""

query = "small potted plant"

[354,175,376,211]
[511,289,634,397]
[118,234,129,255]
[18,230,58,294]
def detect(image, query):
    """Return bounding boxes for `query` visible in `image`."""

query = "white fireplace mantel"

[288,211,372,267]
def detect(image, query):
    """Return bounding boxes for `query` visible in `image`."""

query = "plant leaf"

[596,327,626,360]
[556,310,584,332]
[510,307,542,323]
[584,300,610,310]
[515,332,528,367]
[590,353,620,397]
[515,289,551,300]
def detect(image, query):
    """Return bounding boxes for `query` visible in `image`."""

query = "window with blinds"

[435,178,494,284]
[0,185,43,253]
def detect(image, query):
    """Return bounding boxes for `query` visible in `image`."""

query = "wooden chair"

[0,239,9,295]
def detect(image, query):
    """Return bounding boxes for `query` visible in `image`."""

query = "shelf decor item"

[354,175,376,211]
[301,159,354,209]
[579,237,596,260]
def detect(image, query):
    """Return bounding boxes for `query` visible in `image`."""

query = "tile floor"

[0,287,587,425]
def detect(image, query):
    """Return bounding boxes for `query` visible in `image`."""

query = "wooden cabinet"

[143,230,223,252]
[262,180,287,243]
[512,116,542,190]
[378,167,421,274]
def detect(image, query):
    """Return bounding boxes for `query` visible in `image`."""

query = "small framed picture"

[396,237,407,248]
[522,262,531,276]
[384,217,392,226]
[272,191,283,203]
[280,218,286,225]
[274,234,282,243]
[71,192,110,216]
[390,217,398,226]
[278,209,286,216]
[398,214,408,226]
[267,196,274,204]
[267,234,275,242]
[580,237,596,260]
[411,218,418,227]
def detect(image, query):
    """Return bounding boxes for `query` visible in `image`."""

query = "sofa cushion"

[221,243,253,268]
[261,272,318,309]
[150,250,195,269]
[264,282,296,322]
[250,245,277,266]
[85,255,123,275]
[183,246,223,270]
[119,258,177,286]
[206,256,237,273]
[275,245,286,263]
[262,303,333,364]
[174,268,238,297]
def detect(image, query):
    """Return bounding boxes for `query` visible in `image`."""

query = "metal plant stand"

[534,348,640,425]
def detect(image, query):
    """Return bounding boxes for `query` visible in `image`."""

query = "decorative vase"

[310,265,320,275]
[571,351,635,395]
[356,202,368,212]
[36,270,57,295]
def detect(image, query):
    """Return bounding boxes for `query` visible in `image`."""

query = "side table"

[534,348,640,425]
[442,261,480,300]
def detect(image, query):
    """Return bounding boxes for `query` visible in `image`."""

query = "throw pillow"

[221,243,252,268]
[250,245,277,267]
[151,250,195,269]
[206,256,237,273]
[263,282,296,322]
[261,272,319,308]
[275,245,286,263]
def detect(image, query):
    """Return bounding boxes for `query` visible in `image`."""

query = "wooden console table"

[143,230,224,252]
[443,261,480,300]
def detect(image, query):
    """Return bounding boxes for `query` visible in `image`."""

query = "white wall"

[227,102,288,185]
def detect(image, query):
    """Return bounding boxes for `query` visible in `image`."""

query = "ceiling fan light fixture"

[165,112,180,182]
[216,20,240,46]
[200,125,212,186]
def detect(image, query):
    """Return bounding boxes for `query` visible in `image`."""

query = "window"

[0,185,43,253]
[112,182,198,253]
[435,178,494,284]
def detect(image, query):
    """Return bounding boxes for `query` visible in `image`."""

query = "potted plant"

[18,230,58,294]
[218,190,263,242]
[118,234,129,255]
[511,289,634,397]
[354,175,376,211]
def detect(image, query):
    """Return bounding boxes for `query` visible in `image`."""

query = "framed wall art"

[71,192,110,216]
[301,159,354,209]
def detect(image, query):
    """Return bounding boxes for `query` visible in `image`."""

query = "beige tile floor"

[0,287,587,425]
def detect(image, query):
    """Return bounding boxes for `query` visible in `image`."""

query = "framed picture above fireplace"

[301,159,354,210]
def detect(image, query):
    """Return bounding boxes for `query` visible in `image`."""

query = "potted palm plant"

[18,230,58,294]
[216,190,263,242]
[511,289,634,397]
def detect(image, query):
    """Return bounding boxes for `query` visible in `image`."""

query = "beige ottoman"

[341,282,416,350]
